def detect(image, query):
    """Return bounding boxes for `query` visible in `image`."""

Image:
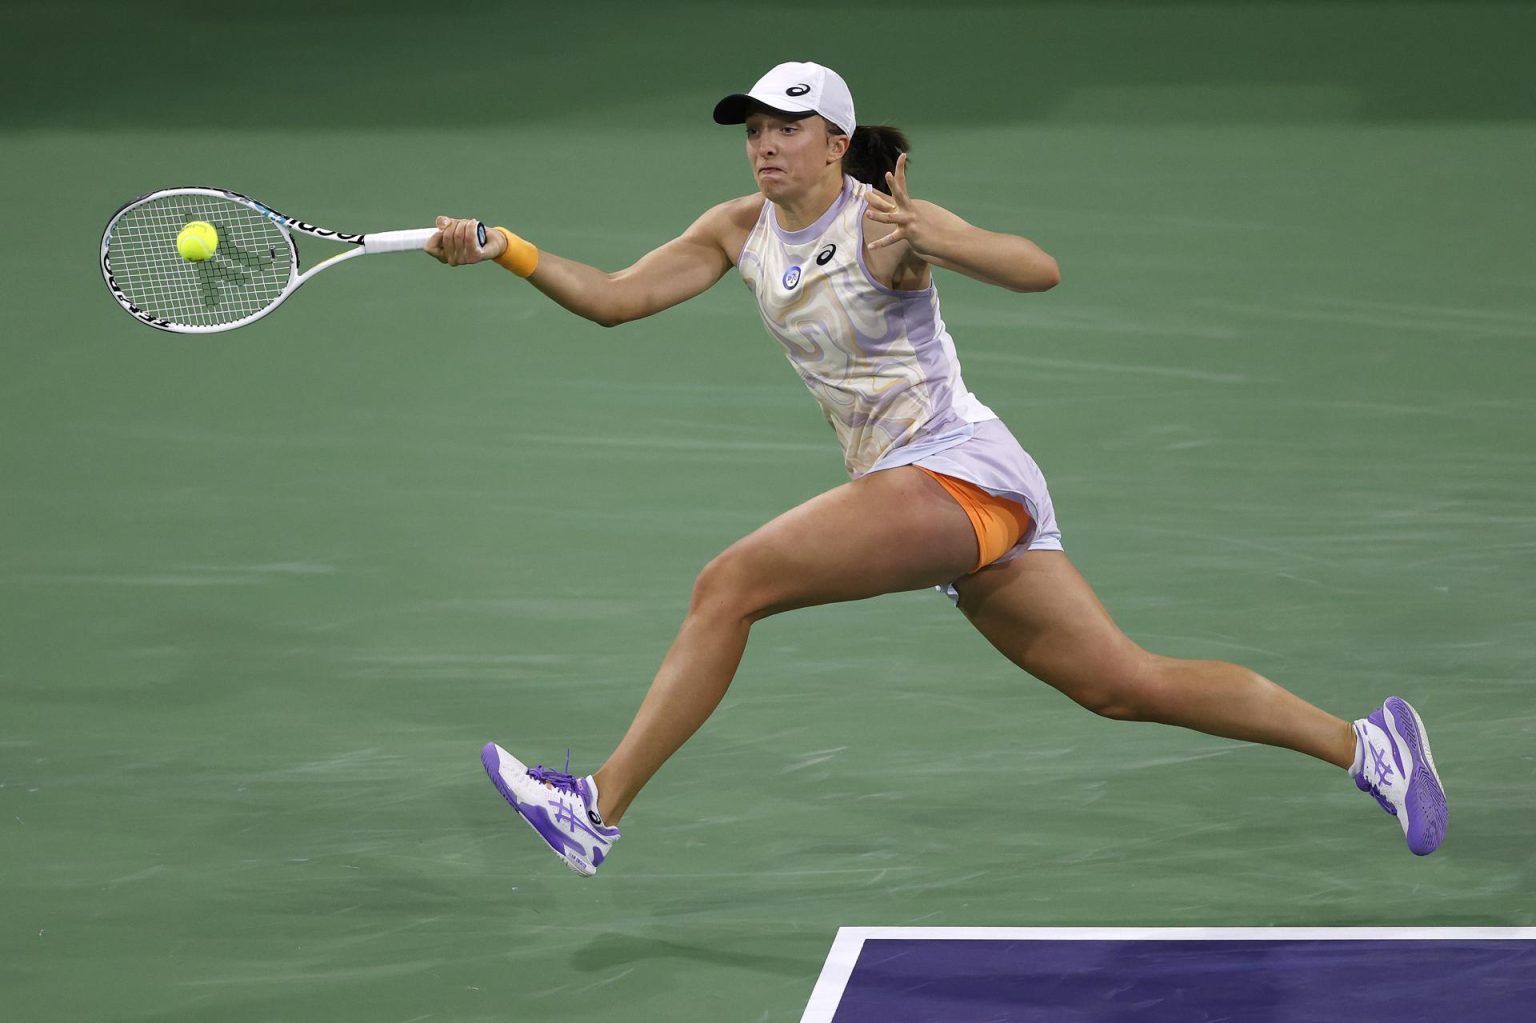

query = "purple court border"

[799,927,1536,1023]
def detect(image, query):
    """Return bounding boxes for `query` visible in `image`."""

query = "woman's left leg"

[592,465,980,823]
[952,550,1357,767]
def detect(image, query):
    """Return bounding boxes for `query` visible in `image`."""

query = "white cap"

[712,61,857,136]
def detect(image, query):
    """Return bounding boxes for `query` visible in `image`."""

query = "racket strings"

[106,195,292,327]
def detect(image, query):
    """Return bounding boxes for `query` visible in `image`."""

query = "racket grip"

[363,228,440,254]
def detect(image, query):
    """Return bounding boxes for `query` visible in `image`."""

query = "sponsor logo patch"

[782,265,802,289]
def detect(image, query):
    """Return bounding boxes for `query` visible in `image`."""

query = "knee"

[1073,687,1148,722]
[689,545,778,623]
[1062,653,1162,722]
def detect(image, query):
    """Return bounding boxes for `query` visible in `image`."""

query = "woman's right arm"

[429,201,744,328]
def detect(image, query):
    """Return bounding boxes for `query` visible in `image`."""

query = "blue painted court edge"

[801,928,1536,1023]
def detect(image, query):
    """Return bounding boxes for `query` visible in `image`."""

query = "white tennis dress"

[737,175,1063,577]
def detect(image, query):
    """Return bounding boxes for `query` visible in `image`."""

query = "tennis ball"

[177,221,219,262]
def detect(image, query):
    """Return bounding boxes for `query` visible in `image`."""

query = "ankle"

[590,769,623,825]
[1344,719,1363,773]
[1339,715,1363,774]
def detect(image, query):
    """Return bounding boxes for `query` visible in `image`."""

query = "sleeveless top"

[737,175,997,477]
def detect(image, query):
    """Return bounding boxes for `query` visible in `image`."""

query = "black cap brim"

[712,94,752,125]
[712,94,812,125]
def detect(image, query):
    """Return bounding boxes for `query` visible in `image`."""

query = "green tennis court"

[4,2,1533,1020]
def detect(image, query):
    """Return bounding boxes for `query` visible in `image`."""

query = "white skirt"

[869,417,1063,601]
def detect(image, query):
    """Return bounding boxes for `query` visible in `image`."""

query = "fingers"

[890,151,910,202]
[864,188,903,224]
[864,191,908,249]
[430,216,489,266]
[881,153,911,208]
[867,157,916,252]
[864,190,908,233]
[450,219,479,264]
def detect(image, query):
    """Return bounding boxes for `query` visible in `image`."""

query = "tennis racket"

[100,186,481,334]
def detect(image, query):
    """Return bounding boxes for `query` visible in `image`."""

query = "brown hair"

[834,124,910,194]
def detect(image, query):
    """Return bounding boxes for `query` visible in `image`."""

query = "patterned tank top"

[737,176,996,477]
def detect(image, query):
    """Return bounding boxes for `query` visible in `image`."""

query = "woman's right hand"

[426,216,508,266]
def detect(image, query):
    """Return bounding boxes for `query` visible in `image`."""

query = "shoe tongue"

[580,775,606,826]
[1349,719,1368,776]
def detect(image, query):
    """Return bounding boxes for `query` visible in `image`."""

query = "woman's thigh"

[952,549,1152,707]
[708,465,979,619]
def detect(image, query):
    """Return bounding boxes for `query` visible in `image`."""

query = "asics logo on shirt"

[816,243,836,266]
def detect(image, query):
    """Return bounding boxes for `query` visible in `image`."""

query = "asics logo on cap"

[786,84,811,97]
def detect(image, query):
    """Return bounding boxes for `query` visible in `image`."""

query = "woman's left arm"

[864,153,1060,293]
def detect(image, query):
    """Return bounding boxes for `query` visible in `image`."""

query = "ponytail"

[839,125,910,194]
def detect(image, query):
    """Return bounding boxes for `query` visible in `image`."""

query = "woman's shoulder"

[706,193,768,232]
[691,194,767,264]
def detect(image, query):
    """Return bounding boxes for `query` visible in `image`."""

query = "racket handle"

[363,223,487,253]
[363,228,440,254]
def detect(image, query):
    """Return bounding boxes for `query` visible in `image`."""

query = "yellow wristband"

[491,226,540,278]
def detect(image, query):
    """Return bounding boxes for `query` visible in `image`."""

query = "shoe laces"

[528,750,581,794]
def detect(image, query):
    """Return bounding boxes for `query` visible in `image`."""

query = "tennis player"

[428,62,1448,875]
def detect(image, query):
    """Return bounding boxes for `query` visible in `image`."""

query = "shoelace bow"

[528,750,580,793]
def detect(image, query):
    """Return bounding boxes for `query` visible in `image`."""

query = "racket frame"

[100,186,445,334]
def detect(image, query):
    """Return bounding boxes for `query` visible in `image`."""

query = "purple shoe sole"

[1385,697,1448,856]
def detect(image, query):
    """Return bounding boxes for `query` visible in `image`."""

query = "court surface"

[4,2,1534,1021]
[803,928,1536,1021]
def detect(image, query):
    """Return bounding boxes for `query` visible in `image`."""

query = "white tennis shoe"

[481,743,620,877]
[1351,697,1448,855]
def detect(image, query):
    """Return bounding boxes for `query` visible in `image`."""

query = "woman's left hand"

[862,154,1061,293]
[863,153,941,257]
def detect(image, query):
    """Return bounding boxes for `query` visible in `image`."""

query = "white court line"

[800,927,870,1023]
[799,926,1536,1023]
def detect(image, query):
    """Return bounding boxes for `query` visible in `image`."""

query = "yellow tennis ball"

[177,221,219,262]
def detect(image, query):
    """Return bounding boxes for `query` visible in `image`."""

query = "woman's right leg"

[951,549,1448,853]
[952,549,1358,767]
[592,465,980,824]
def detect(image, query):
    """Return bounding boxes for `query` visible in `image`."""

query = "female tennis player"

[428,62,1447,875]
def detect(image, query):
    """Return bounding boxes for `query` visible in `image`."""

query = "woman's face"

[744,110,846,201]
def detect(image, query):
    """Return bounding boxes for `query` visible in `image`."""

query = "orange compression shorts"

[917,467,1034,574]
